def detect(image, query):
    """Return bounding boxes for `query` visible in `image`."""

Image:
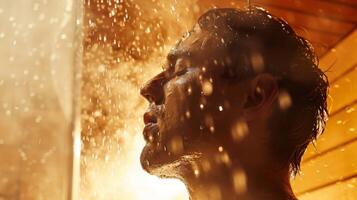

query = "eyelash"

[173,68,187,77]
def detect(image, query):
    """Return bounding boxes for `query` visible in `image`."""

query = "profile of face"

[140,20,278,175]
[139,9,328,200]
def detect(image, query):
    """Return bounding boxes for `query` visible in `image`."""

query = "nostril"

[140,85,153,102]
[142,93,154,103]
[140,73,166,104]
[140,85,163,104]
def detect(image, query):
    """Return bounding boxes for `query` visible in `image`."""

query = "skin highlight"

[139,8,328,200]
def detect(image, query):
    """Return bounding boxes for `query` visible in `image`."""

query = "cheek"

[161,74,202,131]
[164,73,201,111]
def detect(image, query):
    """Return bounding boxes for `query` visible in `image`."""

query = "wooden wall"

[199,0,357,57]
[291,29,357,200]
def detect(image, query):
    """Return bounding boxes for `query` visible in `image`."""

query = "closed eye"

[173,68,188,77]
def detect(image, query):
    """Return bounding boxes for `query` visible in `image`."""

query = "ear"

[243,73,278,120]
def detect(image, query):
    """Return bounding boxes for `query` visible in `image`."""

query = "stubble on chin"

[140,144,202,180]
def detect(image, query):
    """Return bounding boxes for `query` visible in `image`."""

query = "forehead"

[167,24,228,65]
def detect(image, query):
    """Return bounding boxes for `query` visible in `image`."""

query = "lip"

[143,122,159,143]
[143,111,158,125]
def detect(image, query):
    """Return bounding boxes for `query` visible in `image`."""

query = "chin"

[140,143,168,173]
[140,142,203,181]
[140,142,189,179]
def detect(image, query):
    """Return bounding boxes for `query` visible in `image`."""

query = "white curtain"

[0,0,81,199]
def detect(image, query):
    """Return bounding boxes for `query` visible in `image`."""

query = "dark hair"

[197,7,329,175]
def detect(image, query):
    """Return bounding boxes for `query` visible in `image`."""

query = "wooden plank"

[320,29,357,82]
[325,0,357,8]
[294,28,341,48]
[254,0,357,23]
[263,6,355,35]
[292,140,357,193]
[298,177,357,200]
[199,1,355,33]
[310,42,330,57]
[328,66,357,114]
[301,29,357,160]
[197,0,246,10]
[303,102,357,160]
[195,0,346,57]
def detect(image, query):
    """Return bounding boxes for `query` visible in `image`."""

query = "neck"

[177,154,297,200]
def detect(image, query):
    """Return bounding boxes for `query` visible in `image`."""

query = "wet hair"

[197,7,329,175]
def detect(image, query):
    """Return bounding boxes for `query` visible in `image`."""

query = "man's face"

[140,24,249,172]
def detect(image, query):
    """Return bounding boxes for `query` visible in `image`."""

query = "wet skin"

[140,22,297,200]
[140,24,250,173]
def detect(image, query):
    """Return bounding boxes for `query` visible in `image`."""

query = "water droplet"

[98,64,106,72]
[33,3,40,11]
[278,90,292,110]
[220,152,231,166]
[60,34,67,40]
[346,108,355,113]
[187,86,192,94]
[347,184,355,188]
[231,120,249,142]
[202,80,213,96]
[38,13,45,21]
[168,136,184,155]
[18,149,27,161]
[201,159,212,172]
[185,110,191,118]
[93,110,102,117]
[35,115,42,123]
[194,169,200,176]
[232,169,247,194]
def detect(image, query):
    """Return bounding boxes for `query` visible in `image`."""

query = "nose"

[140,71,167,105]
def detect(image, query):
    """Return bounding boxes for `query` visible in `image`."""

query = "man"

[140,7,328,200]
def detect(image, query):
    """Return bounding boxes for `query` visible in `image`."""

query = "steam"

[81,0,201,199]
[0,0,80,199]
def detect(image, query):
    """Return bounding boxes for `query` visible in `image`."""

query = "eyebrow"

[165,49,194,70]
